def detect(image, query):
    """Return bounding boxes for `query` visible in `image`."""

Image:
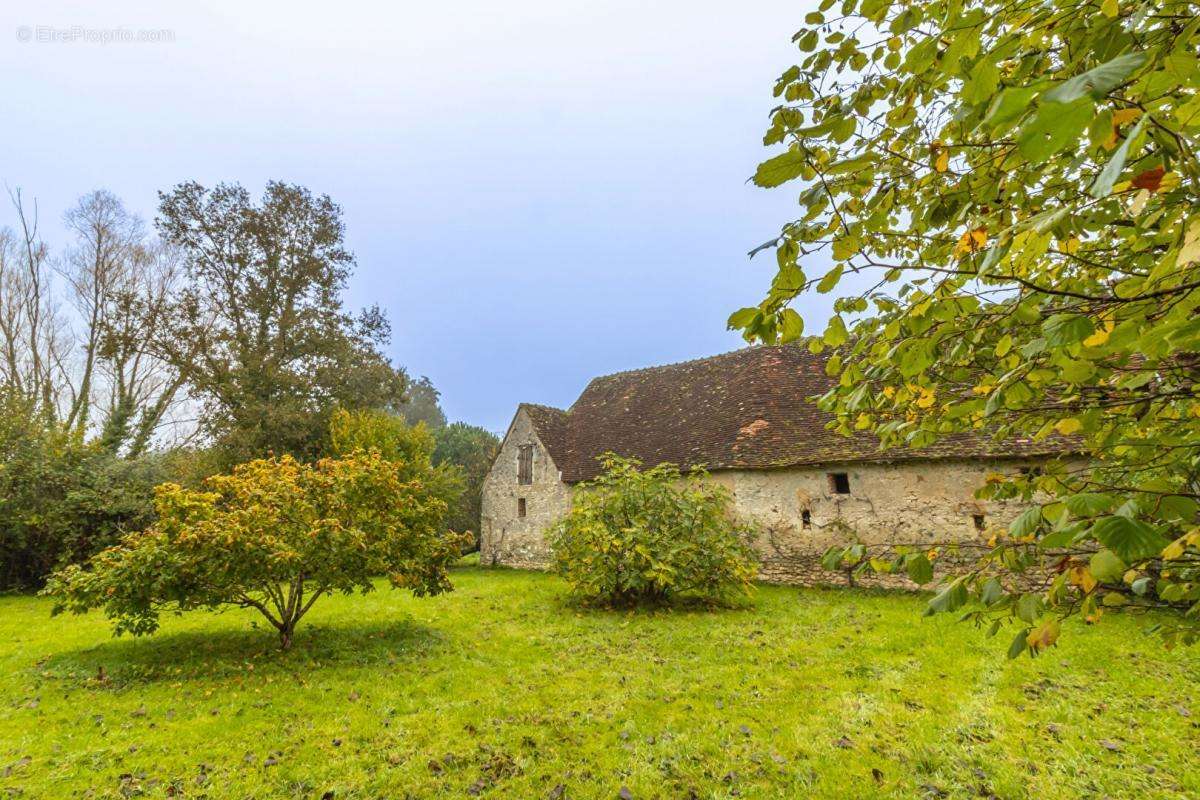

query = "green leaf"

[727,307,759,330]
[1017,97,1094,162]
[905,553,934,585]
[1043,53,1148,104]
[1008,506,1043,538]
[1064,493,1116,517]
[962,59,1000,106]
[820,546,846,571]
[823,315,849,347]
[817,265,843,294]
[925,579,968,616]
[753,151,807,188]
[984,86,1037,127]
[980,577,1004,606]
[1007,628,1031,659]
[826,155,873,175]
[831,235,860,261]
[1043,314,1095,347]
[1089,549,1126,583]
[1015,593,1042,623]
[779,309,805,342]
[1038,527,1082,550]
[1090,116,1147,198]
[1091,516,1169,562]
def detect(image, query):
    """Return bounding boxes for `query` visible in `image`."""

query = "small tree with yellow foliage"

[46,450,470,649]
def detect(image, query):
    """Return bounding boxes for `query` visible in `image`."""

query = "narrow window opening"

[801,509,812,529]
[517,498,527,518]
[973,513,986,532]
[517,444,533,485]
[828,472,851,495]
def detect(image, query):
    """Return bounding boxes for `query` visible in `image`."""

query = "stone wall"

[482,444,1045,589]
[708,460,1031,589]
[479,408,571,569]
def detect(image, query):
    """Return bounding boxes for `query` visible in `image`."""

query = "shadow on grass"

[43,617,442,687]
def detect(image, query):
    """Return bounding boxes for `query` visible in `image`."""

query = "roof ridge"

[583,343,798,385]
[518,402,567,414]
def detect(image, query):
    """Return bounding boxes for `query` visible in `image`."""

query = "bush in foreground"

[548,455,758,607]
[45,452,471,649]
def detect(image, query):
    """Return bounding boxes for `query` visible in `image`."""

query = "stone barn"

[480,344,1070,586]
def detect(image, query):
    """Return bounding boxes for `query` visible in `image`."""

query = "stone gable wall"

[479,409,571,569]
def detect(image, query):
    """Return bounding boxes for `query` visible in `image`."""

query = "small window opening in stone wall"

[973,513,986,531]
[517,444,533,485]
[828,472,851,494]
[517,497,527,518]
[801,509,812,529]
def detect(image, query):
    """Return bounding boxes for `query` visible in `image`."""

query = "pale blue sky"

[2,0,833,433]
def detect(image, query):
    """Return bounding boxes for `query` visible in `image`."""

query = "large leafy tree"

[396,375,448,430]
[46,450,469,649]
[155,181,408,465]
[731,0,1200,651]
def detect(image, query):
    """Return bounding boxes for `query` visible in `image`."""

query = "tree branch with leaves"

[732,0,1200,653]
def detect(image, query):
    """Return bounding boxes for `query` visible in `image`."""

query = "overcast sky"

[2,0,833,433]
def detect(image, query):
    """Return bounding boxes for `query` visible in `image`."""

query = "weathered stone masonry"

[480,345,1074,588]
[480,406,570,570]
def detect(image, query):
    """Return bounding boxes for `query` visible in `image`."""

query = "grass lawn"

[1,564,1197,799]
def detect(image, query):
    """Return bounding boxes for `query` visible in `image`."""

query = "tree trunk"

[278,623,295,650]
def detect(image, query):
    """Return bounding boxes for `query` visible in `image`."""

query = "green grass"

[1,566,1196,799]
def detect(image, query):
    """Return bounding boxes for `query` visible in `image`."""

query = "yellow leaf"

[915,387,936,409]
[1178,219,1200,266]
[1082,327,1111,347]
[1069,566,1097,593]
[1112,108,1141,126]
[1162,537,1186,561]
[954,227,988,257]
[1100,0,1119,16]
[1027,619,1061,651]
[1055,418,1083,435]
[935,149,950,173]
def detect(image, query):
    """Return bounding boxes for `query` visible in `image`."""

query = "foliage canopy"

[155,181,408,465]
[732,0,1200,651]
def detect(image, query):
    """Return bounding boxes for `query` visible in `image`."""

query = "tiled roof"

[518,403,570,464]
[519,344,1076,483]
